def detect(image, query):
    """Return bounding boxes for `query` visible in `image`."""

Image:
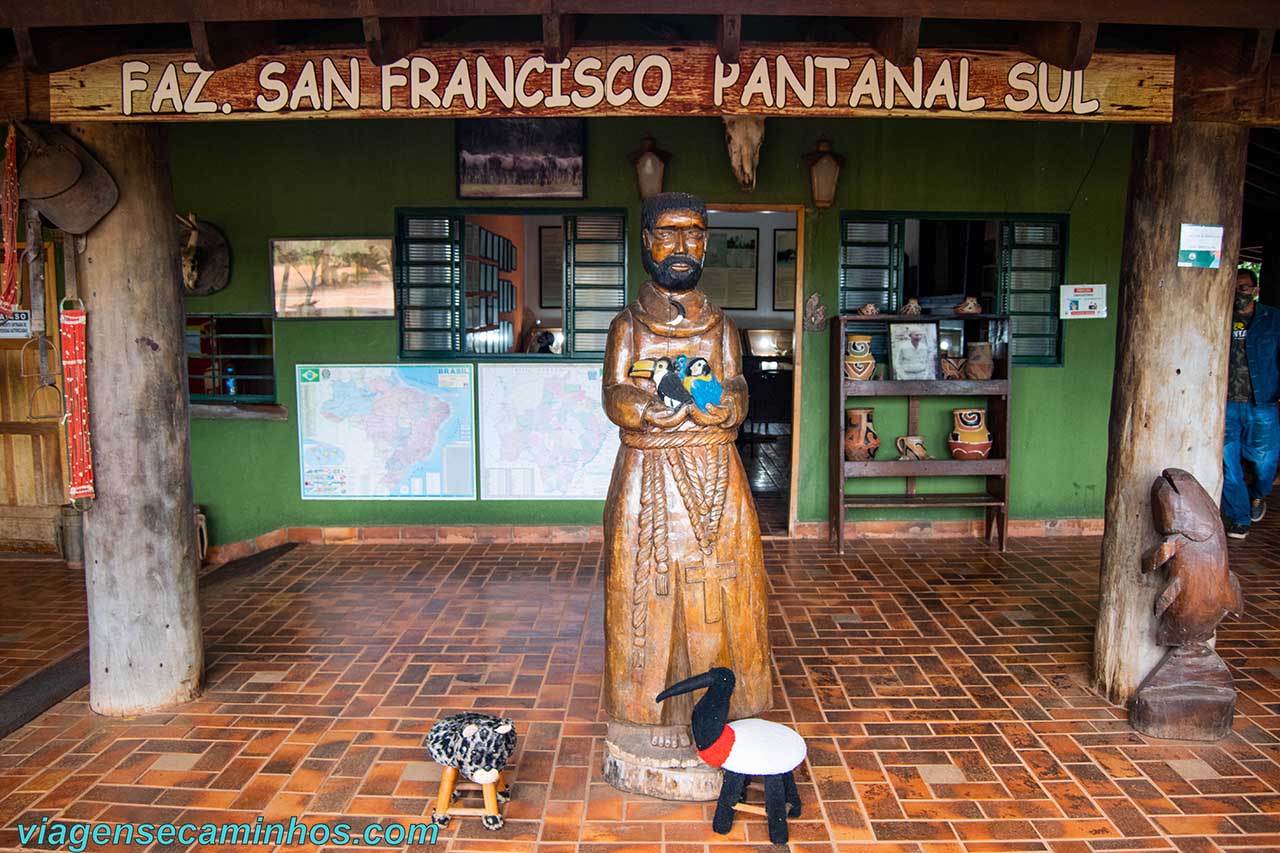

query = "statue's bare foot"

[649,726,691,749]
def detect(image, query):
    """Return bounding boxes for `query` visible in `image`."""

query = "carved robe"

[602,282,771,726]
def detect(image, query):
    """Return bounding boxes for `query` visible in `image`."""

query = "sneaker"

[1226,522,1249,540]
[1251,499,1267,523]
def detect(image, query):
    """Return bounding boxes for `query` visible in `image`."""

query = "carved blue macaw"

[681,356,723,413]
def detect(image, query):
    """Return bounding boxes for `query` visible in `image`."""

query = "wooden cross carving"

[684,557,737,623]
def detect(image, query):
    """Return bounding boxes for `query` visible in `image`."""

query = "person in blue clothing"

[1222,268,1280,539]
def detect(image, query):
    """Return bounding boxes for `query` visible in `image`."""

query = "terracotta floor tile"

[2,525,1280,850]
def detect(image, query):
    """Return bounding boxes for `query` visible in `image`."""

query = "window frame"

[839,210,1067,367]
[184,312,277,405]
[394,206,628,362]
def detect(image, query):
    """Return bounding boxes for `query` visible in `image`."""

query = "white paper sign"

[1177,224,1224,268]
[0,311,32,339]
[1060,285,1107,319]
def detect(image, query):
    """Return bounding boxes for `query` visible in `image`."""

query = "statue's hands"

[644,401,690,429]
[689,401,734,428]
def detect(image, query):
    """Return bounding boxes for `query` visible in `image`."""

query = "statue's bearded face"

[642,209,707,292]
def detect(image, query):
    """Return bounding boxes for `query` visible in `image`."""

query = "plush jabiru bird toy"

[656,667,807,844]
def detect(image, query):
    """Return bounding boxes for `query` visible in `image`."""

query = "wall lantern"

[801,139,844,209]
[628,136,671,200]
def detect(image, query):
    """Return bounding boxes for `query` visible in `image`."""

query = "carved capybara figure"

[1143,468,1244,646]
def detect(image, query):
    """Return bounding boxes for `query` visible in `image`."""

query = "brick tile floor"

[0,559,86,693]
[0,518,1278,851]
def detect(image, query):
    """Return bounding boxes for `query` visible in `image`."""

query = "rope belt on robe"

[621,427,737,669]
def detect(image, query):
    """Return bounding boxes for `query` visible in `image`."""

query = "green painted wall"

[174,117,1130,545]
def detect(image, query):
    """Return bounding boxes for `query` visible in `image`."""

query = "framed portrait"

[270,238,394,318]
[539,226,565,309]
[888,322,939,381]
[772,228,797,311]
[700,227,758,310]
[457,118,586,199]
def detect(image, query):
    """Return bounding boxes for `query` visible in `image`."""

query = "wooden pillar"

[1093,119,1248,704]
[71,123,203,715]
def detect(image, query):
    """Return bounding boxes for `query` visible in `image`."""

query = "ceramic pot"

[900,298,923,315]
[844,408,879,461]
[941,356,967,379]
[964,342,994,380]
[947,408,993,459]
[895,435,932,460]
[844,335,876,381]
[954,296,983,314]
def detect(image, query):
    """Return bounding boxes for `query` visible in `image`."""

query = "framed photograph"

[772,228,797,311]
[539,226,565,309]
[271,238,394,318]
[700,227,758,310]
[888,322,939,381]
[457,118,586,199]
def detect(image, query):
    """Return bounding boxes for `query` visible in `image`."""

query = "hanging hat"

[25,127,118,235]
[175,216,232,296]
[15,123,82,200]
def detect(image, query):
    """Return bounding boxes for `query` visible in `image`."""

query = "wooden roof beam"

[2,1,1278,30]
[14,25,126,73]
[869,17,921,66]
[1022,20,1098,70]
[716,13,741,65]
[363,16,424,66]
[1176,31,1280,125]
[190,21,275,70]
[543,13,576,64]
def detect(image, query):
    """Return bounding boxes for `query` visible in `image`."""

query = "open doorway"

[706,206,801,537]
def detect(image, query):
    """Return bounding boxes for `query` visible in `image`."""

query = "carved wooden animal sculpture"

[1131,468,1244,741]
[601,192,770,801]
[722,116,765,192]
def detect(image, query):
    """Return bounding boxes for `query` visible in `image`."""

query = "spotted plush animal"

[426,713,516,830]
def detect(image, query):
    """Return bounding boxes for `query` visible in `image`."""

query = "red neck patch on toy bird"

[696,726,735,767]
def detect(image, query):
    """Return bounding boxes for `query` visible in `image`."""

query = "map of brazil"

[297,365,475,500]
[479,363,619,500]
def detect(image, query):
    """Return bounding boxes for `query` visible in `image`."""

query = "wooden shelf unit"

[829,313,1012,553]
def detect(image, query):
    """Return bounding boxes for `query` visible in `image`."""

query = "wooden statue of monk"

[601,192,771,800]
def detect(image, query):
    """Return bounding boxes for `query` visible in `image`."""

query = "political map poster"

[296,364,475,500]
[478,363,619,500]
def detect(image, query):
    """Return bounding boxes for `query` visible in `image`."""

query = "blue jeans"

[1222,401,1280,526]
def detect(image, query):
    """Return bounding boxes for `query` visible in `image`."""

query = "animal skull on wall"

[723,116,765,192]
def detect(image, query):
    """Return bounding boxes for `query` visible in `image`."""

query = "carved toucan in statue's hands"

[656,667,806,844]
[653,356,695,410]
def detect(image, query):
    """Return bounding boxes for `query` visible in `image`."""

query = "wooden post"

[1093,119,1248,704]
[71,122,203,716]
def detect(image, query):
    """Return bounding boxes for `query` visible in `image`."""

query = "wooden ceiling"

[0,3,1277,75]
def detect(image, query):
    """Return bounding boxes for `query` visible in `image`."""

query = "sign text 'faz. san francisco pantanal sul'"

[49,43,1174,123]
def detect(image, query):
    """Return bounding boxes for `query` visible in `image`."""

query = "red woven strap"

[1,128,17,317]
[696,726,735,768]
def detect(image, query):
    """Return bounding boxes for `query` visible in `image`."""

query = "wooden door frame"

[705,202,805,537]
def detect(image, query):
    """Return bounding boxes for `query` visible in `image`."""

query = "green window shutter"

[566,214,627,356]
[999,220,1064,365]
[397,211,463,358]
[839,216,902,315]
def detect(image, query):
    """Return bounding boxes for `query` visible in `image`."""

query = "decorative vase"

[964,342,994,380]
[895,435,932,460]
[900,298,923,315]
[941,356,967,380]
[954,296,983,314]
[844,335,876,381]
[844,408,879,461]
[948,408,993,459]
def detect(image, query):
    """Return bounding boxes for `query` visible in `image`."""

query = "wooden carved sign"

[48,43,1173,123]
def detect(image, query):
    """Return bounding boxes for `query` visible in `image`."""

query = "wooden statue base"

[1131,644,1235,741]
[603,721,722,801]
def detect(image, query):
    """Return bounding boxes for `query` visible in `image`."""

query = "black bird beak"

[655,670,715,703]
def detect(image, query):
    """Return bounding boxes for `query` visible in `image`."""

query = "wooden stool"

[432,768,509,830]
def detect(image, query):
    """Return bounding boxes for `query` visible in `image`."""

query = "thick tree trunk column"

[1093,119,1247,705]
[71,123,203,716]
